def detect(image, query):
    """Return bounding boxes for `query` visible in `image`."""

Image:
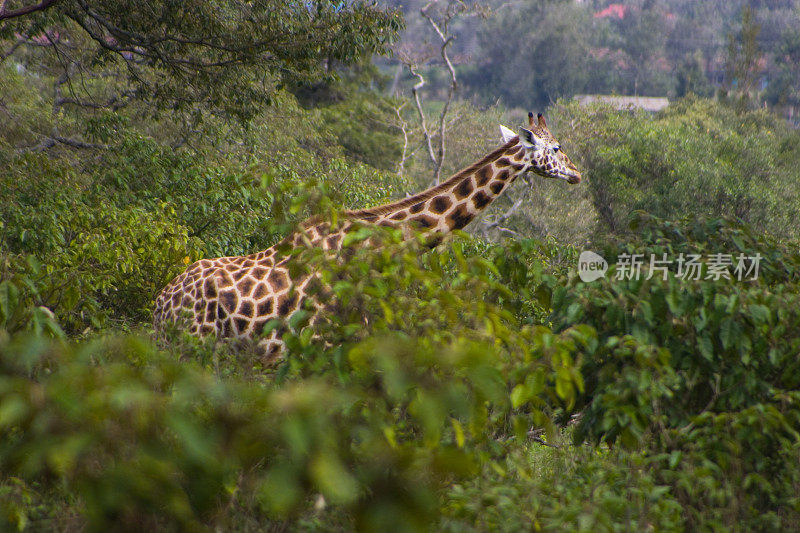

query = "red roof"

[594,4,627,19]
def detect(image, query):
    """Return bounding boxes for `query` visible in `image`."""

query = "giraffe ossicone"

[153,113,581,358]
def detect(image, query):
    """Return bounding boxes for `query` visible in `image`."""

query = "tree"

[722,6,761,111]
[0,0,59,21]
[0,0,402,124]
[765,28,800,121]
[675,51,713,98]
[393,0,487,183]
[467,0,595,111]
[612,0,672,96]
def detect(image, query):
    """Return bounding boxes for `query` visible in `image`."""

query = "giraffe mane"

[346,138,520,218]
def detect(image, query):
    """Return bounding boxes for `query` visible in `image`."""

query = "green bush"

[555,98,800,239]
[4,46,800,530]
[547,213,800,529]
[0,255,64,340]
[550,213,800,437]
[0,225,593,531]
[661,398,800,530]
[0,159,204,333]
[0,127,411,334]
[440,442,683,532]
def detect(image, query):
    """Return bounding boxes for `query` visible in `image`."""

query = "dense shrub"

[0,231,591,530]
[440,443,683,532]
[3,46,800,529]
[554,98,800,239]
[0,157,204,333]
[0,255,64,339]
[548,213,800,529]
[0,124,409,334]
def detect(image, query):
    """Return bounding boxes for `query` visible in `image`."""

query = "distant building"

[574,95,670,112]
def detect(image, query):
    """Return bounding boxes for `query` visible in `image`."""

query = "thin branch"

[394,101,410,177]
[1,35,28,62]
[69,0,311,72]
[477,179,535,240]
[17,134,106,153]
[399,0,464,184]
[0,0,59,21]
[55,94,129,111]
[434,35,456,183]
[408,65,437,170]
[482,196,525,231]
[50,135,105,149]
[531,436,560,448]
[420,1,461,183]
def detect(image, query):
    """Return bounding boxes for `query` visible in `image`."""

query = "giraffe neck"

[346,138,527,234]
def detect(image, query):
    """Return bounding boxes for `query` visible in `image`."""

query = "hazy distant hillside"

[383,0,800,115]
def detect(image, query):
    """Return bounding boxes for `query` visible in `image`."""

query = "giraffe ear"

[518,127,541,150]
[499,125,516,143]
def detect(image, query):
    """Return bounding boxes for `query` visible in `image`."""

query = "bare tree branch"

[55,93,129,111]
[2,70,107,154]
[477,177,534,240]
[479,196,524,238]
[395,0,476,184]
[50,135,105,149]
[18,135,106,153]
[420,0,461,183]
[529,428,560,448]
[394,101,412,177]
[407,65,438,173]
[0,0,59,21]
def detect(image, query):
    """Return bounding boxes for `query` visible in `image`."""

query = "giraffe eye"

[553,145,560,153]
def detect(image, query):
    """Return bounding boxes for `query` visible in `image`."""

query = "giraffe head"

[500,112,581,184]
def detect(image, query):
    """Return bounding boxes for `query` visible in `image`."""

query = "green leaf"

[258,465,302,516]
[747,304,770,325]
[0,281,20,325]
[510,384,530,409]
[697,333,714,360]
[311,454,359,505]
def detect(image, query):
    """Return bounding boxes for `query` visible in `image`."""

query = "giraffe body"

[153,114,581,357]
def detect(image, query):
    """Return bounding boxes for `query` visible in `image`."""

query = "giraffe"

[153,112,581,358]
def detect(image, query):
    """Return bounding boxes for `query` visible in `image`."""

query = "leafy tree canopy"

[0,0,403,121]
